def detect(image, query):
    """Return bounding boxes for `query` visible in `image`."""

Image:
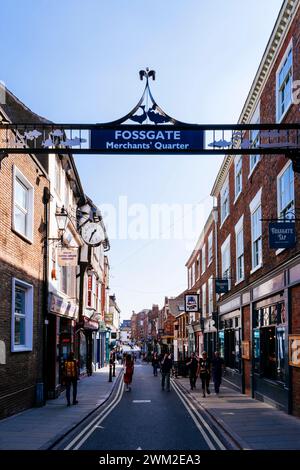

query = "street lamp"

[48,206,68,244]
[56,206,68,232]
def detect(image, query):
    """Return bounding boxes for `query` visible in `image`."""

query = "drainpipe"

[42,186,51,405]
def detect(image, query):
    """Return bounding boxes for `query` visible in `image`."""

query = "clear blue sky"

[1,0,283,319]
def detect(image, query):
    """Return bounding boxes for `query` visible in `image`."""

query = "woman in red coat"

[124,354,134,391]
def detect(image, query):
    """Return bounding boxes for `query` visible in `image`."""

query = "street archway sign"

[1,68,300,171]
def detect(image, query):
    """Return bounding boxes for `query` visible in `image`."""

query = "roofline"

[238,0,299,125]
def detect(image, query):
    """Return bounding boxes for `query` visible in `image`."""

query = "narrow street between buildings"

[55,360,227,451]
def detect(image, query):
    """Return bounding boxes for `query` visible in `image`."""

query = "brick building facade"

[185,209,218,358]
[208,0,300,415]
[0,90,50,418]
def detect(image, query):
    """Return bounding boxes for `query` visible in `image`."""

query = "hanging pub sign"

[269,222,296,249]
[215,279,229,294]
[90,126,205,154]
[184,293,200,312]
[57,248,78,266]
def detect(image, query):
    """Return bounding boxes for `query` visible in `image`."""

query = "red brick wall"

[187,218,216,313]
[291,284,300,417]
[0,141,49,419]
[217,5,300,301]
[242,305,251,396]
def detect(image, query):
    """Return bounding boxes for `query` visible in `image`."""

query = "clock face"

[81,222,103,246]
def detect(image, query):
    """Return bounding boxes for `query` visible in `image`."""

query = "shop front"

[97,321,107,368]
[203,317,217,359]
[47,292,78,398]
[218,306,242,390]
[252,292,288,411]
[77,310,99,375]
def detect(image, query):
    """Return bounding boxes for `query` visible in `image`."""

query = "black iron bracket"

[0,151,8,170]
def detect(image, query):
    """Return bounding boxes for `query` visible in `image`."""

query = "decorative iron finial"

[139,68,156,81]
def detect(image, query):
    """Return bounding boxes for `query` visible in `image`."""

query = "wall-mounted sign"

[48,293,78,319]
[269,222,296,249]
[289,335,300,367]
[215,279,229,294]
[185,293,200,312]
[242,341,250,360]
[90,126,204,154]
[57,248,78,266]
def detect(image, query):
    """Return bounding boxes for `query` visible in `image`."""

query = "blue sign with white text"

[90,127,205,153]
[269,222,296,249]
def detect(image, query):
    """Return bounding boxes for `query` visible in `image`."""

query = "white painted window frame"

[221,234,231,290]
[12,166,34,243]
[220,176,229,226]
[11,278,34,352]
[277,160,295,219]
[208,231,213,266]
[202,283,207,315]
[250,188,262,273]
[234,155,242,202]
[249,103,261,177]
[276,39,293,123]
[201,244,206,274]
[235,215,244,284]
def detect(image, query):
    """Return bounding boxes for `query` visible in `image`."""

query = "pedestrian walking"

[212,351,224,395]
[198,351,211,398]
[63,351,79,406]
[186,352,199,391]
[161,352,173,391]
[124,354,134,391]
[152,352,160,376]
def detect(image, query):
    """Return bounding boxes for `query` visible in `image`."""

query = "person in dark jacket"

[63,351,79,406]
[212,351,224,395]
[186,352,199,390]
[152,352,160,376]
[197,351,211,397]
[160,353,173,391]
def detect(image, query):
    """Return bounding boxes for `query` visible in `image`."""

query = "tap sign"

[90,126,205,153]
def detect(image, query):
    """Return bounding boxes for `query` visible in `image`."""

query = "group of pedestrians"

[62,349,224,405]
[150,350,224,397]
[186,351,224,397]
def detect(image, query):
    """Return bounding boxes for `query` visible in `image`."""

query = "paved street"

[61,362,226,451]
[0,365,122,450]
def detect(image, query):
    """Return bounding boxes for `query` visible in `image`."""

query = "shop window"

[224,328,241,371]
[253,329,260,373]
[253,301,286,382]
[218,331,224,358]
[261,327,277,380]
[234,329,241,371]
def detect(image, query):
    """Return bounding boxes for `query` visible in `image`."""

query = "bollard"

[113,362,116,377]
[108,363,112,382]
